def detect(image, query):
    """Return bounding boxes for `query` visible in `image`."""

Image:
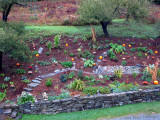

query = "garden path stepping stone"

[38,47,43,54]
[24,88,33,92]
[27,83,39,88]
[32,80,41,84]
[3,109,12,115]
[35,78,42,81]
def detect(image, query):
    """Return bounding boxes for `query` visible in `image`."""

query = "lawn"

[25,20,158,39]
[21,101,160,120]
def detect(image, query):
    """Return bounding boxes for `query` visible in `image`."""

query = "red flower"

[29,66,32,69]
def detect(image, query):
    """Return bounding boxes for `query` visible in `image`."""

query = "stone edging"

[1,88,160,118]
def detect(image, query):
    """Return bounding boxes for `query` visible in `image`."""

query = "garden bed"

[0,35,160,102]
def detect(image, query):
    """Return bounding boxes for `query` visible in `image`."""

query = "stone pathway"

[94,65,141,74]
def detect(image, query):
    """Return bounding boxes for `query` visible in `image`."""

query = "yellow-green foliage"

[70,79,85,91]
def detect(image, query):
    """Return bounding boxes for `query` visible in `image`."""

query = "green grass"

[25,20,158,39]
[21,101,160,120]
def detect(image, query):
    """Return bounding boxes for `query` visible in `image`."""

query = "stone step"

[24,88,33,92]
[27,83,39,88]
[3,109,12,115]
[35,78,42,81]
[32,80,41,84]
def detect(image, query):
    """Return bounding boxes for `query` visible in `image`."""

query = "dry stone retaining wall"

[1,88,160,118]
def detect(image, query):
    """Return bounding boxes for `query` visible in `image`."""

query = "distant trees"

[79,0,150,36]
[0,0,33,22]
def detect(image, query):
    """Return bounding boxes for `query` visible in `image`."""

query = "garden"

[0,0,160,119]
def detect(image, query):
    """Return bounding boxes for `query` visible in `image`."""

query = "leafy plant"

[109,43,125,53]
[15,69,25,74]
[50,57,58,64]
[48,90,71,100]
[1,84,8,89]
[121,61,127,66]
[69,53,75,57]
[36,60,51,66]
[108,49,118,62]
[17,91,35,105]
[73,39,77,44]
[0,89,6,101]
[77,70,84,80]
[46,41,53,52]
[147,49,154,55]
[69,79,85,91]
[0,73,5,77]
[137,51,143,58]
[114,69,123,79]
[32,51,39,55]
[68,71,76,79]
[104,75,110,80]
[4,77,10,81]
[45,79,52,87]
[105,40,109,43]
[45,52,50,56]
[63,50,68,55]
[61,61,72,68]
[54,35,61,48]
[130,48,136,52]
[132,71,138,79]
[22,79,31,84]
[140,68,152,82]
[60,74,68,83]
[84,59,94,68]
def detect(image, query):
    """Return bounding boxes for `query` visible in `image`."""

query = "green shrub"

[121,61,127,66]
[45,79,52,87]
[60,74,68,83]
[22,79,31,84]
[114,69,123,79]
[137,51,143,58]
[15,69,25,74]
[0,89,6,101]
[0,73,5,77]
[68,71,76,79]
[77,70,84,80]
[63,50,68,55]
[147,49,154,55]
[84,59,94,68]
[132,71,138,79]
[46,52,50,56]
[46,41,53,52]
[69,79,85,91]
[36,60,51,66]
[48,90,71,100]
[61,61,73,68]
[54,35,61,48]
[32,51,39,55]
[83,86,98,95]
[17,91,35,105]
[4,77,10,81]
[99,87,110,94]
[130,48,136,52]
[69,53,75,57]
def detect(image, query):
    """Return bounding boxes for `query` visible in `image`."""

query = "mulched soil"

[0,35,160,103]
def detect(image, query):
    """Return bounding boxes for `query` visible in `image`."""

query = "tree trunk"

[0,52,2,71]
[100,22,109,36]
[2,4,13,22]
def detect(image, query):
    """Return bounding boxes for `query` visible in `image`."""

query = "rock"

[27,83,39,88]
[21,76,27,80]
[11,111,17,118]
[32,80,41,84]
[3,109,12,115]
[15,113,22,120]
[0,108,4,114]
[24,88,33,92]
[38,47,43,54]
[55,69,60,73]
[35,78,42,81]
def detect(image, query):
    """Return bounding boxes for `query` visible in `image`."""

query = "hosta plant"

[84,59,94,68]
